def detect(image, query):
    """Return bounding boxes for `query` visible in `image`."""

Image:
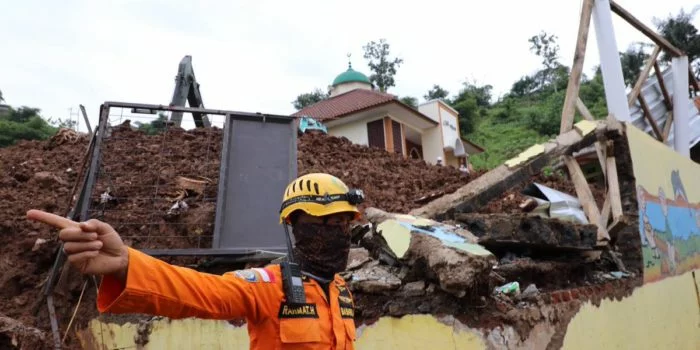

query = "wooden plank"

[576,98,607,176]
[563,155,601,227]
[564,155,610,242]
[605,145,623,220]
[638,95,664,140]
[409,122,613,220]
[654,61,673,110]
[600,195,611,229]
[610,1,684,57]
[560,0,595,134]
[663,112,674,142]
[576,97,596,121]
[627,46,661,107]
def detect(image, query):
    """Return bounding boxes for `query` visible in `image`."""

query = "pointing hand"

[26,210,128,281]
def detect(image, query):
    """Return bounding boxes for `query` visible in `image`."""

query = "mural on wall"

[627,126,700,283]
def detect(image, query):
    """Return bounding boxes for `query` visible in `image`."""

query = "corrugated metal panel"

[629,66,700,148]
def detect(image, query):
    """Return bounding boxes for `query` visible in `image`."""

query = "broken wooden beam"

[576,98,607,177]
[563,155,610,242]
[638,95,664,140]
[654,61,673,110]
[410,120,619,220]
[628,45,661,107]
[455,213,598,251]
[610,1,684,57]
[605,143,623,221]
[560,0,595,134]
[662,112,674,142]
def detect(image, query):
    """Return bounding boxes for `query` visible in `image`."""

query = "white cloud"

[1,0,697,132]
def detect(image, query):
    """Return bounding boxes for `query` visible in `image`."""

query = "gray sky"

[1,0,697,131]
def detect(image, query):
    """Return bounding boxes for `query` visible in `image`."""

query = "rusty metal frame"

[78,101,296,258]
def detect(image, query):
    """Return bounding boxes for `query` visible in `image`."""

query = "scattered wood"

[563,155,610,243]
[605,144,623,221]
[576,99,608,177]
[627,46,661,106]
[638,95,663,140]
[662,112,674,142]
[455,213,598,251]
[654,61,673,110]
[610,1,684,57]
[410,121,617,220]
[560,0,595,133]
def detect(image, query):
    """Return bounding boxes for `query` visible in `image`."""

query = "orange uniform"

[97,247,357,349]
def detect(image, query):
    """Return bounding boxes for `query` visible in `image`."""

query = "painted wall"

[439,106,460,155]
[627,126,700,283]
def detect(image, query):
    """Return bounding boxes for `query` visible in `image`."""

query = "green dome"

[332,66,371,86]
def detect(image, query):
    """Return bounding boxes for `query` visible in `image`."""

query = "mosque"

[293,61,484,168]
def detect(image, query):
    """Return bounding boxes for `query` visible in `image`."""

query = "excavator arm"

[169,55,211,128]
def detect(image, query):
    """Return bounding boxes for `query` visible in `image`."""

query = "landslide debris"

[0,125,479,348]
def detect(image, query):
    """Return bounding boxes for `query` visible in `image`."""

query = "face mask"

[292,222,351,280]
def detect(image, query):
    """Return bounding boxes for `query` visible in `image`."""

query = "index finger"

[26,209,79,229]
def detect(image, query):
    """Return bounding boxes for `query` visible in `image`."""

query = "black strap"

[280,194,349,213]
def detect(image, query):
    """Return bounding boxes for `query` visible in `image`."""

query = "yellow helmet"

[279,173,364,224]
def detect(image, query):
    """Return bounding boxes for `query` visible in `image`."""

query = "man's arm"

[97,247,262,321]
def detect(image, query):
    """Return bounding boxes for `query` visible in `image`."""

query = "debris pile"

[0,125,481,348]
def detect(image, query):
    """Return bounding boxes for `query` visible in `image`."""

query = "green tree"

[0,106,58,147]
[292,88,329,110]
[363,39,404,92]
[0,89,4,103]
[620,44,651,87]
[424,85,449,102]
[400,96,418,109]
[654,7,700,73]
[134,113,168,135]
[529,31,562,92]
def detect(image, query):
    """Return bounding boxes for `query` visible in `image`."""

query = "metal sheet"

[213,115,297,254]
[630,65,700,148]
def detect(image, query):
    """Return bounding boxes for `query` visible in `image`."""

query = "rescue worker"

[27,173,363,349]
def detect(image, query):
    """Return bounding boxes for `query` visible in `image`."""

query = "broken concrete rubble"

[359,207,496,298]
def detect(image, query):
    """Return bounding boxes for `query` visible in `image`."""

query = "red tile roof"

[292,89,400,121]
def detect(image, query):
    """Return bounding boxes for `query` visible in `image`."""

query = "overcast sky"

[1,0,698,131]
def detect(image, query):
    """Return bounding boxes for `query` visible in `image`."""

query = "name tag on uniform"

[278,303,319,319]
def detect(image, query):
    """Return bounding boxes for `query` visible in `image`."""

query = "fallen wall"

[79,272,700,350]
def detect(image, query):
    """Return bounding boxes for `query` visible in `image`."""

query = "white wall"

[330,82,372,97]
[421,127,444,165]
[328,120,370,145]
[418,102,440,123]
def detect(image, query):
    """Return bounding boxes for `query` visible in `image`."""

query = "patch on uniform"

[251,268,274,283]
[278,303,319,319]
[234,269,259,282]
[336,284,354,318]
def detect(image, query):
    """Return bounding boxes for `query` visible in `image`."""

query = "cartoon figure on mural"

[638,169,700,279]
